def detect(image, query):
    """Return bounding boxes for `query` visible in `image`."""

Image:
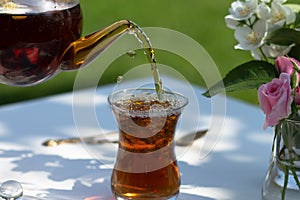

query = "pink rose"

[275,56,300,84]
[258,73,293,129]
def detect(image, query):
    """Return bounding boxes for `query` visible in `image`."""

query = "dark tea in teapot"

[0,1,82,85]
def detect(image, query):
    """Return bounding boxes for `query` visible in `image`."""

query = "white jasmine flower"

[257,3,270,20]
[234,19,267,50]
[250,48,263,60]
[261,0,287,4]
[225,15,241,29]
[262,43,295,58]
[250,43,295,60]
[267,2,296,31]
[229,0,258,20]
[260,0,271,3]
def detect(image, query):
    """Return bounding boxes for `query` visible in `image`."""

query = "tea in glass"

[108,89,188,200]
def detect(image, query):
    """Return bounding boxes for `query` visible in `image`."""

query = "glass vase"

[262,119,300,200]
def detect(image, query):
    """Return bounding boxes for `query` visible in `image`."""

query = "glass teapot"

[0,0,144,86]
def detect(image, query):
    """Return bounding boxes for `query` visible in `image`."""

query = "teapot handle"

[60,19,133,70]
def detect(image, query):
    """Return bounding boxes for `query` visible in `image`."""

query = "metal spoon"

[42,129,208,147]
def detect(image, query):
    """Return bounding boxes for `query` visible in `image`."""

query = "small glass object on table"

[108,88,188,200]
[0,180,40,200]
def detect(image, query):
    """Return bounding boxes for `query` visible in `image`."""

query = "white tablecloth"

[0,77,273,200]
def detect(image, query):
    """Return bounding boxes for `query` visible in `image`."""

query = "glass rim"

[282,118,300,124]
[107,88,188,115]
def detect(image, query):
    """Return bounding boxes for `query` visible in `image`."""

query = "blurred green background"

[0,0,298,105]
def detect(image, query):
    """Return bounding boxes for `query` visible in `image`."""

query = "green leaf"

[295,11,300,28]
[289,44,300,61]
[202,61,278,97]
[266,28,300,46]
[291,71,298,88]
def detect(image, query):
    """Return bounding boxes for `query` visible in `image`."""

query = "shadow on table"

[0,149,112,199]
[0,149,211,200]
[178,193,214,200]
[0,149,213,199]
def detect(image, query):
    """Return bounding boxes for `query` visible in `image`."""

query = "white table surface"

[0,77,274,200]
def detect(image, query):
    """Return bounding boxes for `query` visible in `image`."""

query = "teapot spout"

[60,19,133,70]
[59,19,163,100]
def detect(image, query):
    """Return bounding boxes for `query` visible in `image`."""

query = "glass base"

[114,191,179,200]
[262,159,300,200]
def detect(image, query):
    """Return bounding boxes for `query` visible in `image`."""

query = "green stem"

[288,149,300,190]
[291,59,300,74]
[291,165,300,190]
[282,164,289,200]
[273,124,280,152]
[279,120,288,200]
[259,47,268,62]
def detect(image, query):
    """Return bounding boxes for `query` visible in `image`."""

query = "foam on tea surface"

[110,90,187,117]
